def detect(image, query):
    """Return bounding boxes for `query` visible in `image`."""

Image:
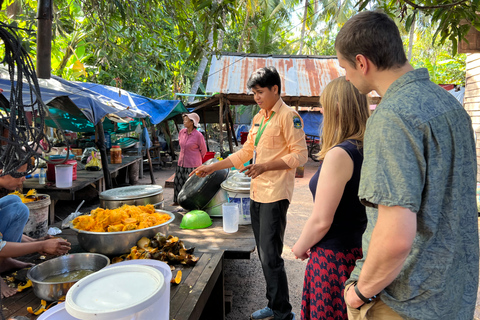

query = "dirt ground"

[52,159,480,319]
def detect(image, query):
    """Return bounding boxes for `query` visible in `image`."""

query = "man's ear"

[355,54,370,75]
[272,85,279,95]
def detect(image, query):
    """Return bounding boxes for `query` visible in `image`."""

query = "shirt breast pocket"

[251,126,259,141]
[263,125,283,149]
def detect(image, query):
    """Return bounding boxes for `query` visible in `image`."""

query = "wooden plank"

[165,173,175,188]
[170,252,214,318]
[172,252,224,320]
[168,211,255,259]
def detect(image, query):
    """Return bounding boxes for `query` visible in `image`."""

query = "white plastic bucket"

[38,261,172,320]
[55,164,73,188]
[37,303,77,320]
[23,194,51,239]
[225,191,251,225]
[65,264,168,320]
[105,259,171,320]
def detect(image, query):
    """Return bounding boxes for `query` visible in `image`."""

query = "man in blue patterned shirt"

[335,11,479,320]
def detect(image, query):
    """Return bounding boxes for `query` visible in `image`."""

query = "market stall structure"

[182,53,345,155]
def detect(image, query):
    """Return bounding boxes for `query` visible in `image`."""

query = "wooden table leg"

[49,199,56,224]
[200,254,225,320]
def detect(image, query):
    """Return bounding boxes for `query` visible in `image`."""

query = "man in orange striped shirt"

[193,66,307,320]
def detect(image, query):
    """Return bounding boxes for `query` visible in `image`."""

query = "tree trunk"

[237,11,250,52]
[299,0,309,55]
[187,31,213,103]
[408,14,416,61]
[36,0,53,79]
[188,0,224,103]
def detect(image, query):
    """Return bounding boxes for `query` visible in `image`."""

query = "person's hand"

[41,238,71,256]
[345,283,365,309]
[240,164,267,179]
[291,243,309,261]
[190,165,215,178]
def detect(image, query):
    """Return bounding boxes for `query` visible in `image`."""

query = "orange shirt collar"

[260,98,283,119]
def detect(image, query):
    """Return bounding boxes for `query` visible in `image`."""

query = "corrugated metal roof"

[205,53,345,98]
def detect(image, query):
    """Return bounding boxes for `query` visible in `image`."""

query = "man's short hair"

[335,11,407,71]
[247,66,282,94]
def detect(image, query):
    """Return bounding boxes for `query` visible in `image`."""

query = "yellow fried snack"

[72,204,170,232]
[9,189,37,203]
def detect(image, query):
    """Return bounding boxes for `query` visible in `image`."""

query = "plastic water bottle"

[39,168,46,185]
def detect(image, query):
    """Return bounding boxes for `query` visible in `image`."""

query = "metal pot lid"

[99,185,163,200]
[221,171,251,192]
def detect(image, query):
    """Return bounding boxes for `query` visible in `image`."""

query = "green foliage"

[0,0,469,102]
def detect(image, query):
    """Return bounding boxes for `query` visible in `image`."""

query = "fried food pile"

[9,189,38,203]
[112,233,199,266]
[72,204,171,232]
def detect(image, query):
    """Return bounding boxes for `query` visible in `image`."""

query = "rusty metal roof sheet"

[205,53,345,98]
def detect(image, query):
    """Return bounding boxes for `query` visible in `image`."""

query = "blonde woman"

[292,76,370,320]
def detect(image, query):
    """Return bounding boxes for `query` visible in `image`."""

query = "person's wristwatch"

[353,281,378,304]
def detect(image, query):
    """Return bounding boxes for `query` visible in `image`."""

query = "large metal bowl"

[27,253,110,301]
[70,210,175,256]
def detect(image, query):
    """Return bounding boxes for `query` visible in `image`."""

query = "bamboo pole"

[219,94,224,155]
[202,108,209,151]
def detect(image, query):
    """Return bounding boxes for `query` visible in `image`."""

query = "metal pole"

[36,0,52,79]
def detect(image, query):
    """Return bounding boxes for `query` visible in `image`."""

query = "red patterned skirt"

[301,246,363,320]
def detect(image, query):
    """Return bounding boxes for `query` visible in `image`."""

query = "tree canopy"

[0,0,470,102]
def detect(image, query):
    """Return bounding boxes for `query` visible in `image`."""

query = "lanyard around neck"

[254,111,275,147]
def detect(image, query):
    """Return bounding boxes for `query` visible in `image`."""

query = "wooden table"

[1,251,225,320]
[23,156,142,224]
[167,210,256,259]
[2,205,255,319]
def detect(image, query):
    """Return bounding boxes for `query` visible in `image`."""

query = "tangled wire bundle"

[0,22,65,178]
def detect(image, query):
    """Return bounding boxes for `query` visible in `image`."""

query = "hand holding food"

[41,238,71,256]
[190,164,214,178]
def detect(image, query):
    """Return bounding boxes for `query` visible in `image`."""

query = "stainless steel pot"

[27,253,110,301]
[202,188,229,217]
[99,185,164,209]
[71,210,174,256]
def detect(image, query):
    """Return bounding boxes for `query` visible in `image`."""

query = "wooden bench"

[165,173,175,188]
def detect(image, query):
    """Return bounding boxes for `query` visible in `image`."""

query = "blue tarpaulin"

[67,80,188,125]
[299,111,323,137]
[0,73,148,123]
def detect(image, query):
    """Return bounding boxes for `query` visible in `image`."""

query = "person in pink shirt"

[173,113,207,205]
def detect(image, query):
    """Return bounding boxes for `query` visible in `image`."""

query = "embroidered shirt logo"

[293,116,302,129]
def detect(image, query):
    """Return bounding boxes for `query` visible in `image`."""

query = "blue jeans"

[0,195,29,242]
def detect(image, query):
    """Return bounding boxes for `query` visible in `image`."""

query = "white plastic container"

[105,259,172,320]
[65,264,167,320]
[55,164,73,188]
[38,303,77,320]
[221,171,251,225]
[38,260,172,320]
[222,203,239,233]
[226,192,251,225]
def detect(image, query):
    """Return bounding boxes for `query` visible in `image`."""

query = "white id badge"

[253,150,257,164]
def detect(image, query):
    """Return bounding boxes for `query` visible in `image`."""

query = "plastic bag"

[81,147,98,164]
[85,151,102,170]
[61,200,85,229]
